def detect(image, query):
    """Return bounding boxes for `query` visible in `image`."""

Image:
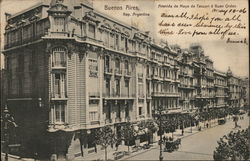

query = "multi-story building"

[177,49,195,112]
[190,44,210,112]
[149,43,180,116]
[242,77,249,107]
[226,67,243,109]
[213,70,228,109]
[2,0,248,160]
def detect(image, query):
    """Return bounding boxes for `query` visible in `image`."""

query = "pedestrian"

[181,128,184,136]
[206,123,209,128]
[163,136,166,143]
[115,141,119,151]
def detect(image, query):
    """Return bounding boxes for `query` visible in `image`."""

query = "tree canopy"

[213,127,250,161]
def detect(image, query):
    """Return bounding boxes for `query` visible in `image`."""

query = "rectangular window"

[52,51,66,67]
[139,107,142,116]
[138,83,144,97]
[88,24,95,38]
[110,33,114,48]
[125,79,129,97]
[117,103,121,118]
[116,79,120,96]
[55,103,65,123]
[147,102,150,115]
[103,30,109,46]
[105,78,110,96]
[52,73,66,98]
[89,112,98,121]
[54,17,65,32]
[115,34,119,50]
[89,59,98,77]
[120,36,125,51]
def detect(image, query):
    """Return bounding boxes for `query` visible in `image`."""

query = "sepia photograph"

[0,0,249,160]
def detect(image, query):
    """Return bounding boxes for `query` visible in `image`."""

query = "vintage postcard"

[0,0,249,160]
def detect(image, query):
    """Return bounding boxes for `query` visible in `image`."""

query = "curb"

[119,123,221,160]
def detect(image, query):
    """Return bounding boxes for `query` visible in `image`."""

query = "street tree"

[95,125,116,161]
[138,120,158,144]
[120,122,137,152]
[213,127,250,161]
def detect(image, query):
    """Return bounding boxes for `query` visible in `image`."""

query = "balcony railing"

[89,92,100,98]
[115,117,121,123]
[152,92,180,97]
[124,70,132,77]
[51,92,67,99]
[52,61,66,68]
[105,119,112,124]
[76,35,103,45]
[103,93,135,98]
[104,68,113,75]
[115,69,122,76]
[138,73,143,78]
[151,74,161,80]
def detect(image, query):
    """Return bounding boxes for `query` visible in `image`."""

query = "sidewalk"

[2,118,221,161]
[75,119,220,161]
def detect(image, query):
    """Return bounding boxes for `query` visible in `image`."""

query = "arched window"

[115,58,120,69]
[105,55,110,69]
[52,47,66,67]
[124,60,129,71]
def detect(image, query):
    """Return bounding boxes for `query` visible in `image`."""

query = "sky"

[0,0,249,77]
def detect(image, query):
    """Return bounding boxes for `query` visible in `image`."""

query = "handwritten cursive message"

[157,3,248,44]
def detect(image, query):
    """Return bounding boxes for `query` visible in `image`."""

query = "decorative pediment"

[100,21,112,30]
[5,24,14,30]
[83,11,100,24]
[29,9,40,22]
[48,3,72,16]
[134,32,144,40]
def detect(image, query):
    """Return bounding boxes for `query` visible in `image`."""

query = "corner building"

[3,0,178,159]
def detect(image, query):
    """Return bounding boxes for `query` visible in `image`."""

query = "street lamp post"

[2,105,17,161]
[158,105,163,161]
[145,128,148,145]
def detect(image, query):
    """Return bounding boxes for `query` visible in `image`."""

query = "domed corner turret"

[226,66,233,76]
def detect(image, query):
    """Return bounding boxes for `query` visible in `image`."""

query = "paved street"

[125,114,249,160]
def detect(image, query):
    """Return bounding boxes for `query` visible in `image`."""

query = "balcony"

[47,31,69,37]
[152,91,180,97]
[163,61,170,67]
[104,68,113,75]
[90,120,100,125]
[115,117,121,123]
[138,94,145,99]
[103,93,135,99]
[89,92,100,99]
[173,79,180,83]
[179,84,194,89]
[214,94,226,98]
[138,115,146,120]
[115,69,122,76]
[105,119,112,124]
[163,77,172,82]
[52,61,66,69]
[146,74,152,80]
[151,74,162,80]
[134,51,147,58]
[146,93,151,99]
[124,70,132,78]
[51,92,67,100]
[75,35,103,45]
[138,73,143,78]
